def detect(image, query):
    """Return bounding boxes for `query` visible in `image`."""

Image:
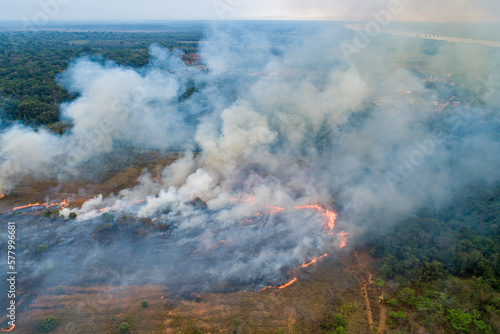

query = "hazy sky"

[1,0,499,22]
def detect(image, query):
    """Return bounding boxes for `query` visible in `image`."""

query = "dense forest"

[0,30,201,128]
[365,183,500,333]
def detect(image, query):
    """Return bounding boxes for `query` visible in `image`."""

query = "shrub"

[446,309,472,332]
[389,310,407,319]
[37,244,47,253]
[102,212,115,224]
[54,286,65,295]
[141,300,148,308]
[118,322,130,333]
[332,313,346,327]
[41,316,57,332]
[398,287,416,305]
[387,298,398,306]
[375,278,385,287]
[50,209,60,218]
[335,326,346,334]
[68,212,77,219]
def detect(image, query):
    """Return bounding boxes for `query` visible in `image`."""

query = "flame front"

[338,231,348,249]
[0,325,14,332]
[298,253,328,268]
[11,202,46,211]
[293,204,337,230]
[11,199,68,212]
[0,194,4,200]
[278,277,298,289]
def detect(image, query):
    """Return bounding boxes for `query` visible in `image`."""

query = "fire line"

[278,277,298,289]
[1,325,15,332]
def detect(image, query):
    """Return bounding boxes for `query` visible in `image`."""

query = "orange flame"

[98,204,118,212]
[0,194,4,200]
[338,231,348,249]
[266,206,285,214]
[59,199,69,210]
[259,277,299,291]
[1,325,14,332]
[294,204,337,230]
[11,202,45,211]
[278,277,298,289]
[161,296,165,299]
[11,199,68,212]
[298,253,328,268]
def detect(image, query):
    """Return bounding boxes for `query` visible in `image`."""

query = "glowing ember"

[1,325,14,332]
[0,194,4,199]
[231,195,257,206]
[266,206,285,214]
[160,296,165,299]
[217,238,235,244]
[338,231,348,249]
[294,204,337,230]
[278,277,298,289]
[298,253,328,268]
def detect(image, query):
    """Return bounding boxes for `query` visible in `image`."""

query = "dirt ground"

[9,253,372,333]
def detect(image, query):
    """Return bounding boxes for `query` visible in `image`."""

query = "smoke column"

[0,22,499,291]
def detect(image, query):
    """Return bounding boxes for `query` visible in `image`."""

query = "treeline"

[0,30,202,127]
[369,183,500,333]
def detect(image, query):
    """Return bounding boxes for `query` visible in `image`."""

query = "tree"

[446,309,472,332]
[69,212,77,219]
[332,313,345,328]
[119,322,130,333]
[38,244,47,253]
[41,316,57,332]
[335,326,346,334]
[141,300,148,308]
[50,209,60,219]
[398,287,416,306]
[375,278,385,287]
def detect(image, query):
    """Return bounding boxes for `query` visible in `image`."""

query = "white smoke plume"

[0,22,499,291]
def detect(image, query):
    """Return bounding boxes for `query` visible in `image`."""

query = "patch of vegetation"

[41,209,60,219]
[37,244,47,253]
[40,316,57,332]
[141,300,148,308]
[118,322,130,333]
[102,212,115,224]
[0,30,202,127]
[368,184,500,333]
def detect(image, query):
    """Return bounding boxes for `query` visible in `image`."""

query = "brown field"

[11,252,381,334]
[0,154,393,333]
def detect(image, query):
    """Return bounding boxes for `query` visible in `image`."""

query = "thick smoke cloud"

[0,45,199,190]
[0,22,499,292]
